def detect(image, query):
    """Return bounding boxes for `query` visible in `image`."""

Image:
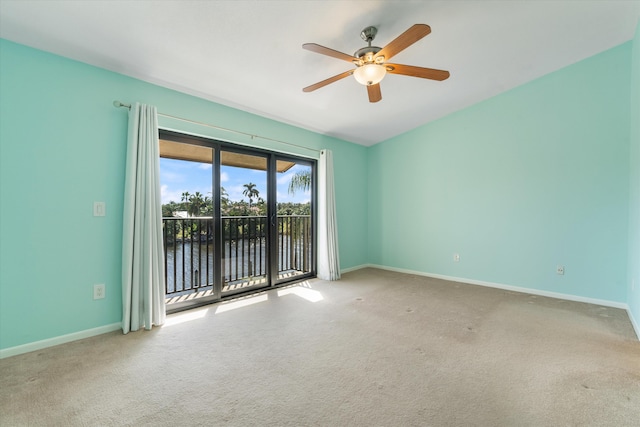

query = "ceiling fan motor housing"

[354,46,382,62]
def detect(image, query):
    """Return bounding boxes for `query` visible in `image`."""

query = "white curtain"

[121,102,166,334]
[317,149,340,281]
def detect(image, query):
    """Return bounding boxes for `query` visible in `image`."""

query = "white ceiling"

[1,1,639,146]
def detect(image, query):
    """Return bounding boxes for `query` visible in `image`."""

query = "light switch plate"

[93,202,105,217]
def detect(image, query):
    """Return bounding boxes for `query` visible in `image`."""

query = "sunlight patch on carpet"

[215,294,269,314]
[277,284,323,302]
[163,308,209,327]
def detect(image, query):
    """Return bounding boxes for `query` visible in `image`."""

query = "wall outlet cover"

[93,283,105,300]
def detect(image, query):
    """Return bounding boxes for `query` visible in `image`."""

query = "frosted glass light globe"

[353,64,386,86]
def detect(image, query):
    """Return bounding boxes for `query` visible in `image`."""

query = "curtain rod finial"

[113,100,131,109]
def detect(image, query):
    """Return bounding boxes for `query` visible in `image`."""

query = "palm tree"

[202,193,213,216]
[188,191,206,217]
[179,191,192,217]
[288,170,311,195]
[242,182,260,209]
[220,186,229,206]
[220,186,231,215]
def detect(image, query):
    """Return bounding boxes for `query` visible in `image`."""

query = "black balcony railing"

[162,215,312,297]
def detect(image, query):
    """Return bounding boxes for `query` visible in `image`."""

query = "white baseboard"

[367,264,630,310]
[340,264,370,274]
[0,322,122,359]
[367,264,638,340]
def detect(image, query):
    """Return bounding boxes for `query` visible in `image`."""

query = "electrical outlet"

[453,253,460,262]
[93,284,105,300]
[556,265,565,275]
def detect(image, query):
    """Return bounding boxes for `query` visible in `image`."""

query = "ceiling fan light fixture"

[302,24,448,102]
[353,63,386,86]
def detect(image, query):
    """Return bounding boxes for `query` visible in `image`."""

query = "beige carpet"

[1,268,639,426]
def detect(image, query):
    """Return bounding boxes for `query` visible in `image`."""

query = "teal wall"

[369,42,632,303]
[0,39,368,350]
[629,20,640,328]
[1,33,637,351]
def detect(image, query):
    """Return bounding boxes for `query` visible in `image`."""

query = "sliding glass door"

[159,130,315,312]
[220,149,269,297]
[159,135,217,303]
[273,157,315,285]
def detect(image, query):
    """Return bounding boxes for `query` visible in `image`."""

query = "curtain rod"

[113,101,320,154]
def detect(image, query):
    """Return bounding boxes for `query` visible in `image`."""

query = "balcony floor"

[165,270,308,307]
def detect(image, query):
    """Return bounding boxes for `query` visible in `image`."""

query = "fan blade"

[386,63,450,81]
[367,83,382,103]
[303,43,356,63]
[375,24,431,61]
[303,70,354,92]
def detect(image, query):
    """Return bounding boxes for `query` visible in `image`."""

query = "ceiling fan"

[302,24,450,103]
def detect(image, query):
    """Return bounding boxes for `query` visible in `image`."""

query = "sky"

[160,158,311,206]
